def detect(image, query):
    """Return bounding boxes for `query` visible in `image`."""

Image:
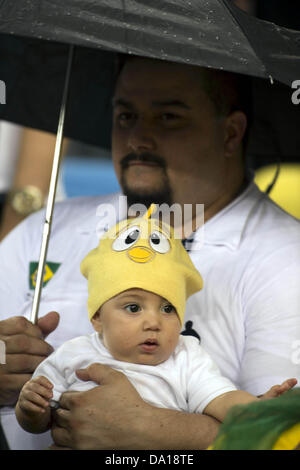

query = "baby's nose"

[143,310,161,330]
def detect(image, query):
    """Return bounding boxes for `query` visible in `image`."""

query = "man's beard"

[120,152,173,209]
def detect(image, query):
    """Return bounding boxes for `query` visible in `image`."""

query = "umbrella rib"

[222,0,270,81]
[30,44,74,324]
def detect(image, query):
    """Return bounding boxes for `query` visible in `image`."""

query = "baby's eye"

[162,304,176,314]
[125,304,140,313]
[149,231,170,254]
[112,226,140,251]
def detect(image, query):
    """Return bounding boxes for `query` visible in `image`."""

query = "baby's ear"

[91,310,102,334]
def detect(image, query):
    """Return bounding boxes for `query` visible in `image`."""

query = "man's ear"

[224,111,247,156]
[91,310,102,334]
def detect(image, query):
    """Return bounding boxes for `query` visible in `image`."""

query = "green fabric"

[211,389,300,450]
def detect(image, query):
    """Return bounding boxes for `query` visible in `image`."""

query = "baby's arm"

[203,378,297,422]
[15,376,54,433]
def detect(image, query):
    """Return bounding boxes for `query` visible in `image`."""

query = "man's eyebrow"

[152,100,191,109]
[112,98,190,109]
[112,98,133,108]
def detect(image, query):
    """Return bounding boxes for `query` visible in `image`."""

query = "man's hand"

[51,363,220,450]
[52,363,149,450]
[0,311,59,405]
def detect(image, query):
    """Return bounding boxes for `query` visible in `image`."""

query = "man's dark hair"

[199,67,253,151]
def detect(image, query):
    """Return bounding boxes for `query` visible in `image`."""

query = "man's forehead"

[114,57,207,102]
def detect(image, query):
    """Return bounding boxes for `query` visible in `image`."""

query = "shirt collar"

[199,180,265,250]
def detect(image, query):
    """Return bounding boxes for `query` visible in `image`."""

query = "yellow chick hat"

[80,204,203,325]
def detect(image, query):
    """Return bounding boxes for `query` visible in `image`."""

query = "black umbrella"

[0,0,299,322]
[0,0,300,150]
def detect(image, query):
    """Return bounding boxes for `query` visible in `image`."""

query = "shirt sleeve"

[184,337,237,414]
[0,213,43,320]
[239,242,300,395]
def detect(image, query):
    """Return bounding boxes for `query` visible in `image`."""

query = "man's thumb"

[37,311,60,338]
[76,363,121,384]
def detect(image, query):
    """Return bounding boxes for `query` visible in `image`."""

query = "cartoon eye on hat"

[112,226,141,251]
[112,204,171,263]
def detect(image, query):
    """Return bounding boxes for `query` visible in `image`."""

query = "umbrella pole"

[30,45,74,324]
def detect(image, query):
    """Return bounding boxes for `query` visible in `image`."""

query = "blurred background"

[61,140,120,199]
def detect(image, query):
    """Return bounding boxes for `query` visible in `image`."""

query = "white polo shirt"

[1,182,300,449]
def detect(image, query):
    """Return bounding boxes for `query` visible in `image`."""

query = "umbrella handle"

[30,45,74,324]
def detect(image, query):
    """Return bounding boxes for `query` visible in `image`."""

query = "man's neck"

[174,177,249,239]
[204,177,248,223]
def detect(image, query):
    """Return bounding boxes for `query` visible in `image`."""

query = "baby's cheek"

[110,335,133,355]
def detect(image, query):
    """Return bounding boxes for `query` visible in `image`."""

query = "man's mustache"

[120,153,166,169]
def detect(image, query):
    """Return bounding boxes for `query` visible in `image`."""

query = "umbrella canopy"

[0,0,300,162]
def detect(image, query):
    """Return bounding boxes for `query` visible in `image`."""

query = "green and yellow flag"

[29,261,61,290]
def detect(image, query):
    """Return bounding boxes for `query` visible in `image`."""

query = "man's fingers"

[37,311,60,338]
[2,334,54,355]
[48,444,72,450]
[0,353,48,373]
[0,312,59,339]
[0,373,32,390]
[53,407,72,428]
[51,424,73,449]
[0,316,43,338]
[0,373,32,405]
[76,363,123,385]
[75,368,90,382]
[58,391,82,412]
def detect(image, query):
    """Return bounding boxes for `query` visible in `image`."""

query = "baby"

[15,205,297,434]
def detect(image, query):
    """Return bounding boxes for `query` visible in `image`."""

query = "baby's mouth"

[140,338,159,352]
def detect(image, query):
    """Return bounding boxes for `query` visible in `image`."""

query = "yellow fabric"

[255,164,300,220]
[272,423,300,450]
[207,425,300,451]
[81,204,203,323]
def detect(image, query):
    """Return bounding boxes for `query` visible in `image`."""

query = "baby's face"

[91,288,181,365]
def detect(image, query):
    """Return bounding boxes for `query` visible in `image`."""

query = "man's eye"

[116,112,136,127]
[161,113,178,120]
[159,113,185,129]
[125,304,140,313]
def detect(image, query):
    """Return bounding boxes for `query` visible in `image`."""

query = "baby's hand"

[18,376,53,415]
[261,378,298,400]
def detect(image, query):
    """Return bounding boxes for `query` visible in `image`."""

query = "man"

[0,56,300,450]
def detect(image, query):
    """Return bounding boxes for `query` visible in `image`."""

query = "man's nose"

[127,119,156,153]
